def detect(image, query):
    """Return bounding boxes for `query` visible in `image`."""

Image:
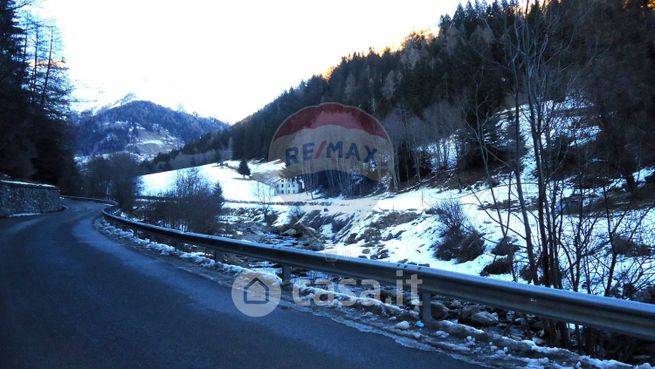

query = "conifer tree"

[237,159,250,178]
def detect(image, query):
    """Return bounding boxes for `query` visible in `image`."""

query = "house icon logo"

[231,271,281,317]
[243,277,270,304]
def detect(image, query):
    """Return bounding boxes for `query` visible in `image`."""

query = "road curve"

[0,199,484,369]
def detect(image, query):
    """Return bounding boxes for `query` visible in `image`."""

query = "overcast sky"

[38,0,460,123]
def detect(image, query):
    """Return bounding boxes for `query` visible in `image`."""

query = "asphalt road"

[0,199,484,369]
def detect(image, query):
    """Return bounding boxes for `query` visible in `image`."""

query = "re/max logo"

[285,141,378,165]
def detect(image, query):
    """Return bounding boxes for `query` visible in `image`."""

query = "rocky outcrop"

[0,180,61,217]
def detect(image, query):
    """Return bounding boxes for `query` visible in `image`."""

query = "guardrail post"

[420,291,434,326]
[213,250,224,263]
[282,264,292,285]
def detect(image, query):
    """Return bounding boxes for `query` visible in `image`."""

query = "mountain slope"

[74,100,227,159]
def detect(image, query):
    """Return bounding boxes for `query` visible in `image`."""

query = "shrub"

[481,256,513,276]
[159,169,225,233]
[433,199,467,234]
[433,199,485,263]
[454,229,485,263]
[491,237,519,256]
[638,285,655,304]
[330,218,348,234]
[519,265,534,282]
[289,206,305,223]
[613,237,652,257]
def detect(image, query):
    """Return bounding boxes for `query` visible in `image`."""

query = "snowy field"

[138,155,655,287]
[139,160,312,203]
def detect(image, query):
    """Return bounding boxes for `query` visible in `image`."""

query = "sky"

[37,0,460,123]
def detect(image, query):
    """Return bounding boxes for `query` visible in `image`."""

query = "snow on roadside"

[96,219,280,282]
[7,212,41,217]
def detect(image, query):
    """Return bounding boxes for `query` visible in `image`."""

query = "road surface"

[0,199,484,369]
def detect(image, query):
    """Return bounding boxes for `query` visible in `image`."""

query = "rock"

[361,228,381,242]
[282,228,297,236]
[380,288,395,303]
[471,311,499,327]
[447,299,463,309]
[458,305,480,325]
[430,302,450,320]
[395,321,411,330]
[346,233,358,244]
[362,248,371,254]
[372,248,389,260]
[305,243,324,251]
[299,224,318,238]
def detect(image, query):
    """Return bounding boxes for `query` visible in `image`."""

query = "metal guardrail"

[85,198,655,341]
[64,195,118,205]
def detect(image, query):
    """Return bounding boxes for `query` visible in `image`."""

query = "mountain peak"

[98,93,143,112]
[74,98,227,160]
[81,92,194,116]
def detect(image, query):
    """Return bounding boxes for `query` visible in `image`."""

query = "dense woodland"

[0,0,78,192]
[153,0,654,191]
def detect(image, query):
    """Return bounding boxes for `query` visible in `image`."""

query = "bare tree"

[160,169,224,233]
[83,153,141,212]
[255,181,275,225]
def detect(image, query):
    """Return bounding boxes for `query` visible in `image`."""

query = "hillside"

[148,0,654,193]
[74,97,227,160]
[136,105,655,296]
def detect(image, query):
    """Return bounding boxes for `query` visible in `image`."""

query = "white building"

[274,177,303,195]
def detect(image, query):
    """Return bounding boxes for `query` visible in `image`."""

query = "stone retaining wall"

[0,180,62,217]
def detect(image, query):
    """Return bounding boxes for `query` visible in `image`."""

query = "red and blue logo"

[269,103,393,185]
